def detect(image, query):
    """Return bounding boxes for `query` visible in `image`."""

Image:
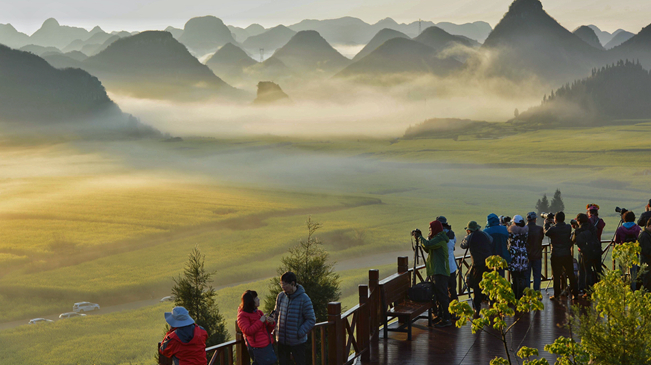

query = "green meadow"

[1,122,650,363]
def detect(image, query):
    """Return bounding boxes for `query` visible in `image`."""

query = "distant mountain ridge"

[178,16,237,56]
[352,28,410,61]
[242,25,296,54]
[268,30,351,74]
[82,31,239,100]
[205,43,258,83]
[573,26,604,50]
[517,60,651,124]
[337,37,462,81]
[0,44,160,138]
[479,0,605,83]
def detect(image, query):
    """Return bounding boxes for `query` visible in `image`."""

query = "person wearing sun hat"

[460,220,493,317]
[159,306,208,365]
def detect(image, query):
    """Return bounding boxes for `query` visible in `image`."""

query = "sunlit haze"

[2,0,649,34]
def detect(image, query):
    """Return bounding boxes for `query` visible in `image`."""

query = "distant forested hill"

[518,60,651,124]
[0,44,160,137]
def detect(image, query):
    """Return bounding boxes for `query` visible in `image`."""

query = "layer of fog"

[112,70,543,138]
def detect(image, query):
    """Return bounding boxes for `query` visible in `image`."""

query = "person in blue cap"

[159,306,209,365]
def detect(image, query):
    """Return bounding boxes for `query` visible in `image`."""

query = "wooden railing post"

[328,302,345,365]
[358,285,370,362]
[235,332,250,365]
[368,269,380,340]
[397,256,409,274]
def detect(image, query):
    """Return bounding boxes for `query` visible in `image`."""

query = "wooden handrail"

[173,242,607,365]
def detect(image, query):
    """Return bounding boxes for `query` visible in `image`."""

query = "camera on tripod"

[615,206,628,214]
[540,212,555,220]
[411,228,421,237]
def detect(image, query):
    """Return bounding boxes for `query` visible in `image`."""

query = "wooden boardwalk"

[365,295,574,365]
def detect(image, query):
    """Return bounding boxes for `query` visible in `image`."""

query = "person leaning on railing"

[415,220,452,328]
[544,212,578,301]
[460,221,493,318]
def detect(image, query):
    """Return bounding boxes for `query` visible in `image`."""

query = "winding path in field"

[0,248,411,331]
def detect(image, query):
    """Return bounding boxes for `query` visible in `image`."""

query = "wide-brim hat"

[465,221,481,232]
[165,306,195,328]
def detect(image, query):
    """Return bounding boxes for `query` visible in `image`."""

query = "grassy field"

[1,122,650,363]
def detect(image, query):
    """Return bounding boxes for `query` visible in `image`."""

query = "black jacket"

[572,223,600,259]
[638,211,651,228]
[544,221,573,257]
[526,222,544,261]
[460,230,493,268]
[639,229,651,265]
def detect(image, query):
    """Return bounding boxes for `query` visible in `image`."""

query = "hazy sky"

[2,0,649,35]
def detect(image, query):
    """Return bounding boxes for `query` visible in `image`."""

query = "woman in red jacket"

[237,290,276,365]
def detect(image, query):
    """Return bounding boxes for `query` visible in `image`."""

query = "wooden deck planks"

[365,295,574,365]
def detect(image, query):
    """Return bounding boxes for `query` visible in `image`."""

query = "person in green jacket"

[416,220,452,328]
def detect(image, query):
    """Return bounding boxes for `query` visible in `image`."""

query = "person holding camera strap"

[544,212,578,300]
[415,220,452,328]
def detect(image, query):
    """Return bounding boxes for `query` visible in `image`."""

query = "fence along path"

[166,240,610,365]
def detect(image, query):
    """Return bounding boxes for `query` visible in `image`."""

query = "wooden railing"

[164,240,616,365]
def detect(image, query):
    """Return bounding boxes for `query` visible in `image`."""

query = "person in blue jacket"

[484,213,511,277]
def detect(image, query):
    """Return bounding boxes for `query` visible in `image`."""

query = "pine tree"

[171,247,228,347]
[264,216,341,322]
[535,194,550,214]
[549,189,565,213]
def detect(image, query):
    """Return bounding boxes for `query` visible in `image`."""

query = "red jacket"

[160,324,208,365]
[237,309,275,348]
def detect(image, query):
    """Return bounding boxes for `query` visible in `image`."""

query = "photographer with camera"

[484,213,510,277]
[460,221,493,317]
[544,211,578,300]
[587,204,606,241]
[436,216,458,303]
[414,220,452,328]
[572,213,601,296]
[638,199,651,228]
[615,211,641,244]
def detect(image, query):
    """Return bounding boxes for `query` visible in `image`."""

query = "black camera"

[411,228,421,237]
[570,219,578,228]
[615,207,628,214]
[541,212,555,220]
